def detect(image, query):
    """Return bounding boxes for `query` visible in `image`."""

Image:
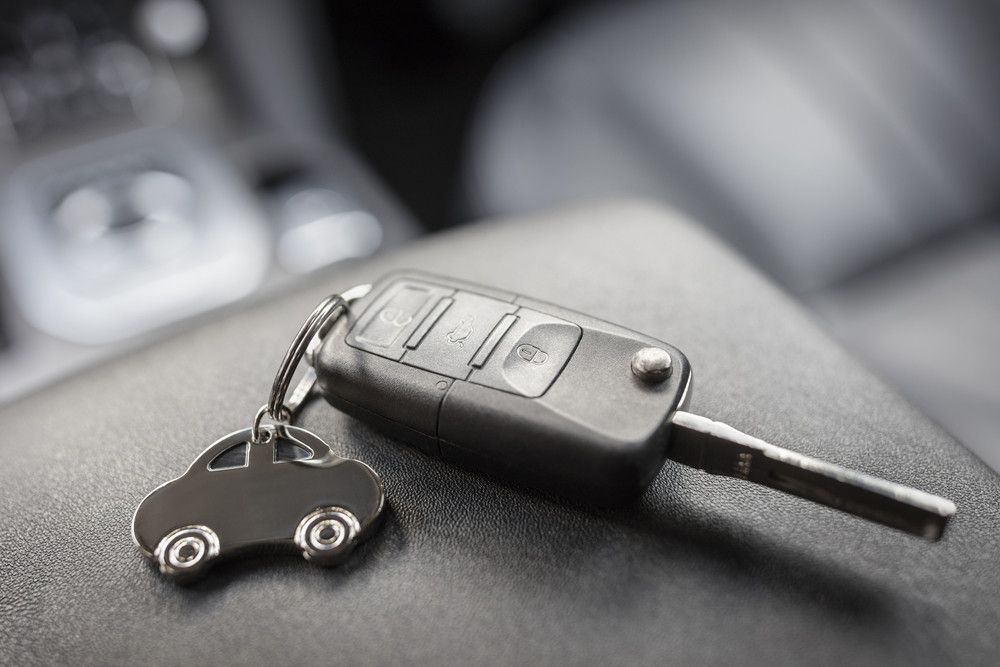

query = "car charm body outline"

[132,424,384,581]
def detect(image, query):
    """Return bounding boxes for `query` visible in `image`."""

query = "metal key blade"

[667,411,957,540]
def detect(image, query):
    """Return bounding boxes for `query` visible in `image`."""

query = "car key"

[312,272,956,540]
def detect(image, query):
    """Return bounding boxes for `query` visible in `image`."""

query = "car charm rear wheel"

[154,525,221,581]
[295,507,360,565]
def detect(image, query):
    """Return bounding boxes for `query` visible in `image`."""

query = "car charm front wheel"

[154,525,220,581]
[295,507,361,566]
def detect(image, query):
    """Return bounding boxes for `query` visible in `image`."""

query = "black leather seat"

[2,202,997,664]
[466,0,1000,470]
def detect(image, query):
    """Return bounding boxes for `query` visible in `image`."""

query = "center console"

[0,0,419,402]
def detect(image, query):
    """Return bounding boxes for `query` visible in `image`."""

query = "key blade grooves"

[667,411,957,540]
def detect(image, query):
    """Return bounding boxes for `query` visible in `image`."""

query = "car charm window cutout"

[275,440,313,462]
[207,442,249,471]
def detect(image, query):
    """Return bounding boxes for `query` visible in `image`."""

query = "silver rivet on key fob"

[631,347,673,383]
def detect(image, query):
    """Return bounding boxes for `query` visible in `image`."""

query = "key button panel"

[347,279,580,395]
[469,308,581,397]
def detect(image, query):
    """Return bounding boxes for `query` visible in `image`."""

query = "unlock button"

[516,344,548,365]
[469,308,581,398]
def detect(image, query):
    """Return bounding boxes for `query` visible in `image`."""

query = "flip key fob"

[313,272,956,539]
[315,271,692,503]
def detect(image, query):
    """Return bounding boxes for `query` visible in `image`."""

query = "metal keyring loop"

[251,293,348,442]
[251,403,287,444]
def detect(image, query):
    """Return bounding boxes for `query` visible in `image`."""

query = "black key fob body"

[315,271,691,503]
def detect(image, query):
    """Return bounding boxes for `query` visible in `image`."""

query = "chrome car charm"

[132,424,384,581]
[132,287,384,582]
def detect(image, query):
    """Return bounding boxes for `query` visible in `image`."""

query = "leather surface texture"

[1,201,997,666]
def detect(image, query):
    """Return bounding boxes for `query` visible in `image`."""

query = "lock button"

[469,308,581,397]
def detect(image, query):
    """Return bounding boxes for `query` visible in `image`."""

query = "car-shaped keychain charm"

[132,288,385,582]
[132,424,384,581]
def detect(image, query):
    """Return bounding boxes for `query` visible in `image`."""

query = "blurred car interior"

[1,0,998,472]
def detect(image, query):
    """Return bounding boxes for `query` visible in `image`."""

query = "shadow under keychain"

[132,285,382,582]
